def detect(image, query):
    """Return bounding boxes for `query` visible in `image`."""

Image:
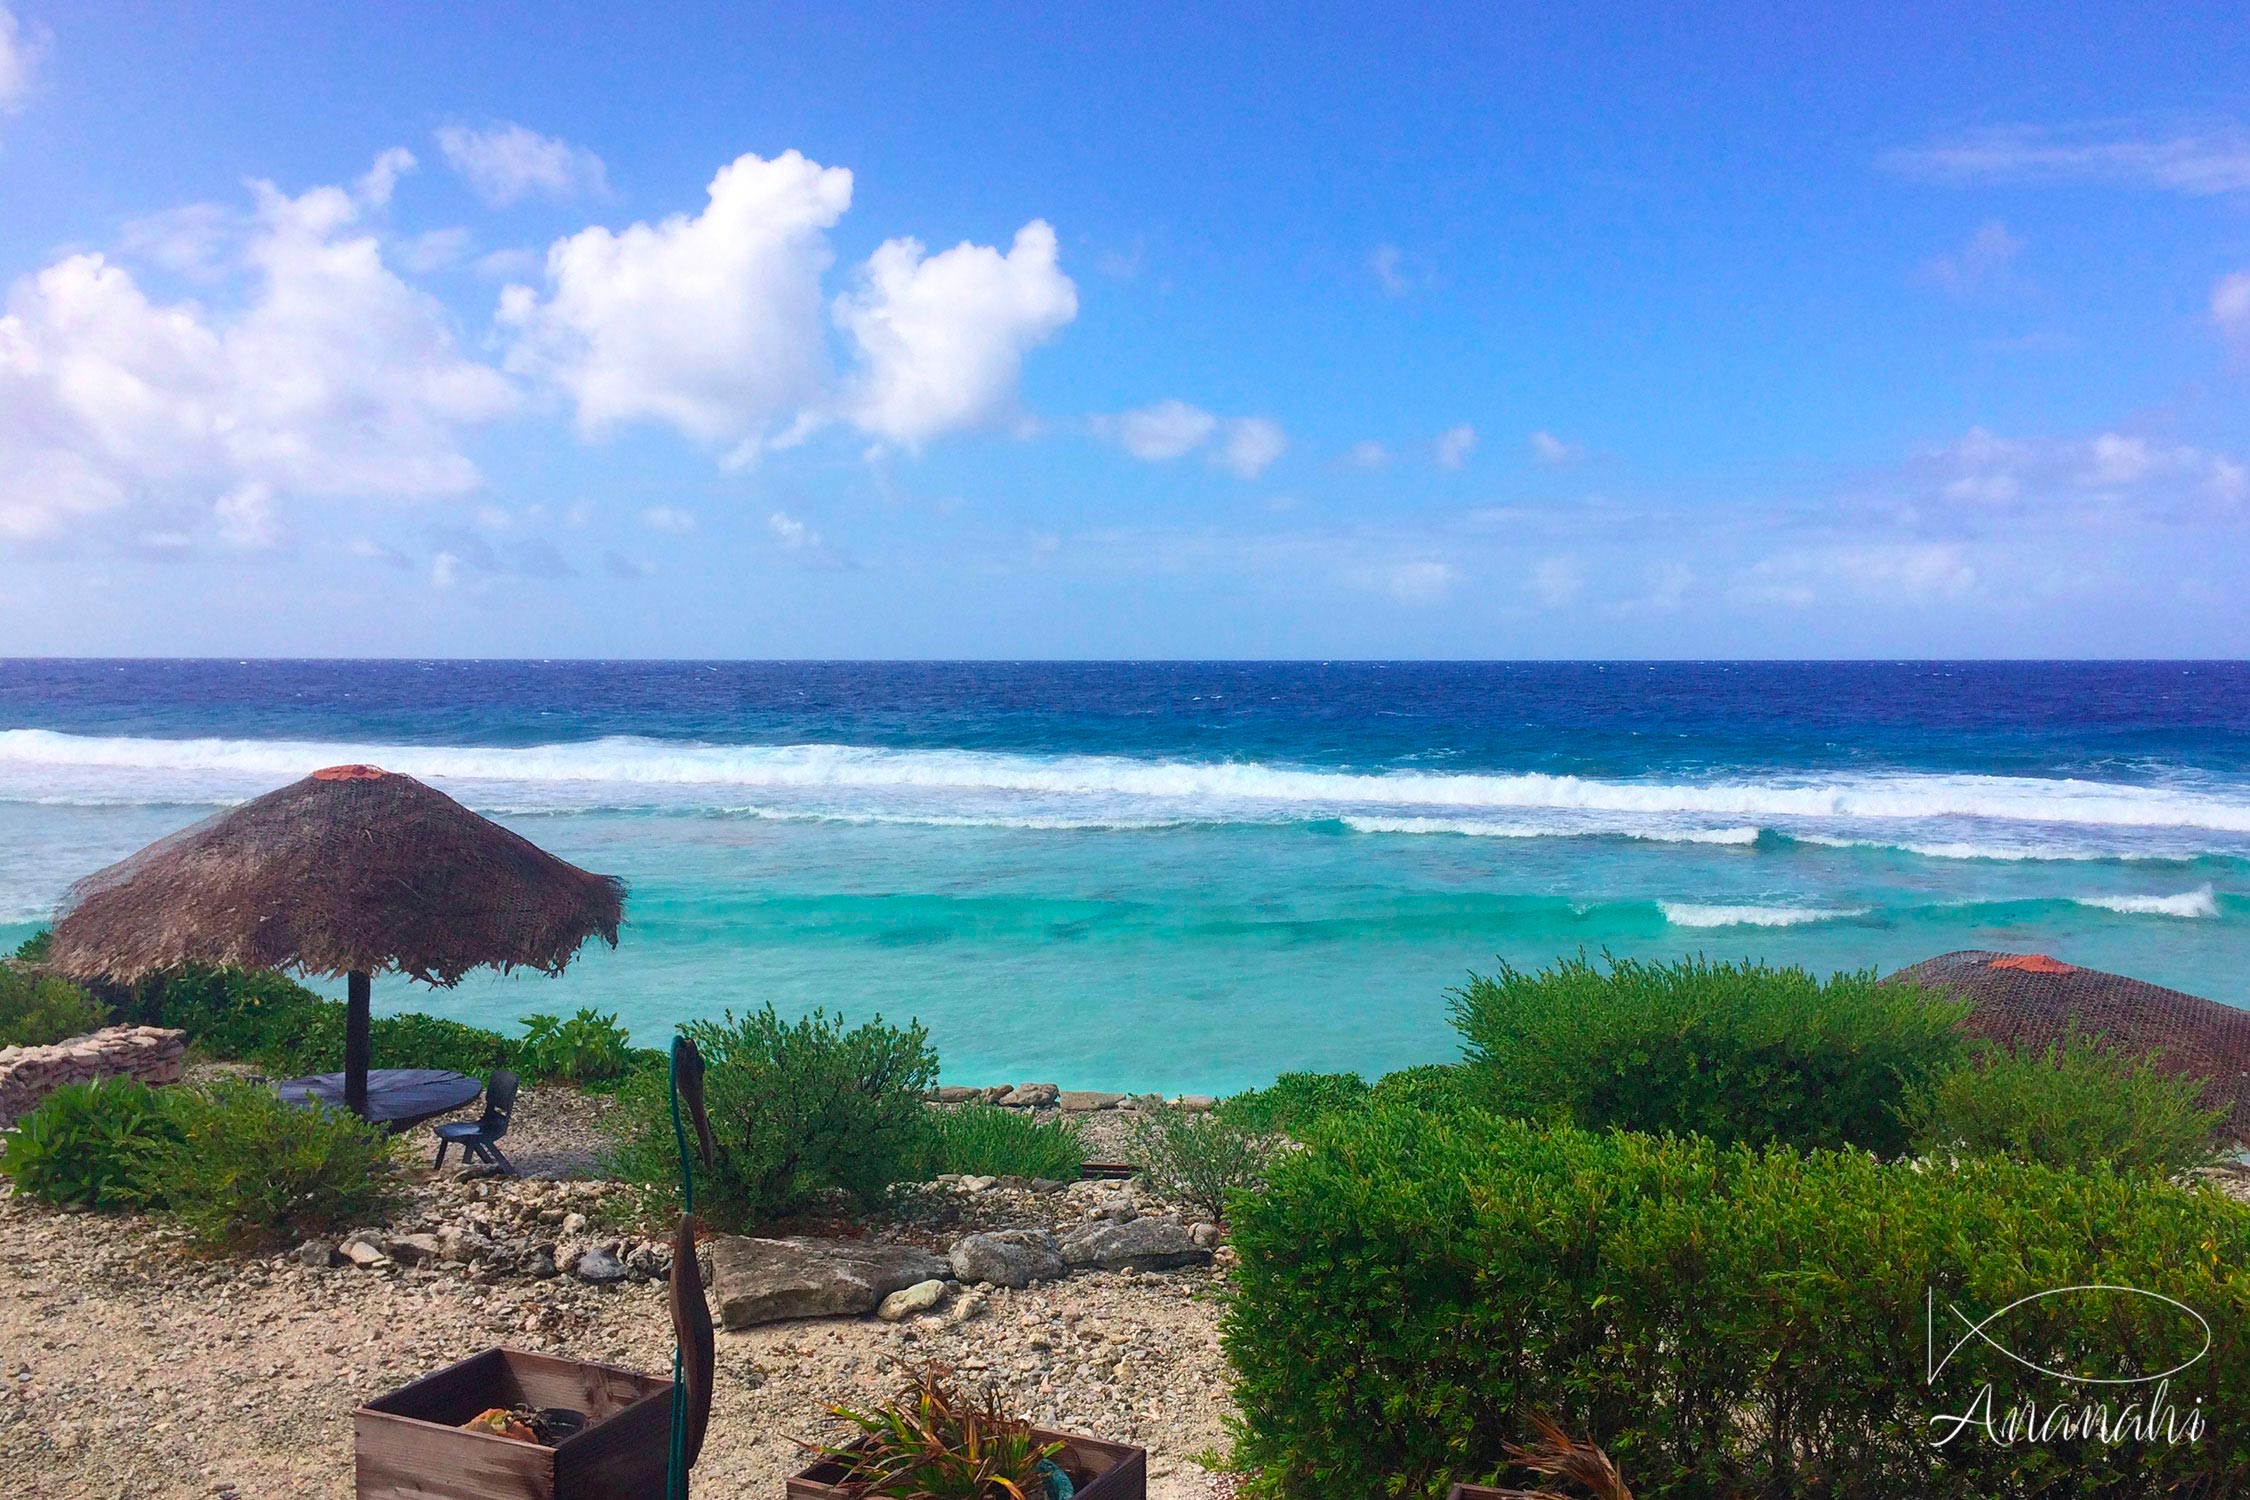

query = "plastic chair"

[431,1069,519,1173]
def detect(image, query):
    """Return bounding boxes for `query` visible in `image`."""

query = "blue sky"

[2,2,2248,657]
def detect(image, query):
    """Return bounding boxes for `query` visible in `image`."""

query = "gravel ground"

[0,1084,1239,1500]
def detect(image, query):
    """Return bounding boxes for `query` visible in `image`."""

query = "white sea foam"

[2072,886,2221,919]
[1344,815,1762,845]
[6,728,2248,838]
[1658,902,1870,928]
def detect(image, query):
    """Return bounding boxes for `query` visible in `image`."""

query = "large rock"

[998,1083,1060,1108]
[1058,1216,1214,1273]
[574,1246,629,1284]
[926,1085,983,1104]
[1058,1090,1125,1113]
[949,1229,1067,1288]
[708,1236,951,1329]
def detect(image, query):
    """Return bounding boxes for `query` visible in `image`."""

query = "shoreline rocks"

[709,1235,950,1329]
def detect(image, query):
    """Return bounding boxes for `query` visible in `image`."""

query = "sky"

[2,3,2248,659]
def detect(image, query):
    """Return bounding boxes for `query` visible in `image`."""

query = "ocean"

[2,659,2245,1095]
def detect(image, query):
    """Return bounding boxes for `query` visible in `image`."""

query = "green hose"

[666,1037,696,1500]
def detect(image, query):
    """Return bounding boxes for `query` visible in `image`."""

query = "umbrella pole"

[345,970,371,1115]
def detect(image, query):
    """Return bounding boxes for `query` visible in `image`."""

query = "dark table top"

[276,1068,485,1130]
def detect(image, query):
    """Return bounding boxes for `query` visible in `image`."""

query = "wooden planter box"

[786,1428,1146,1500]
[355,1345,672,1500]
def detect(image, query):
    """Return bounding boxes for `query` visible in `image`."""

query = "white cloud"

[1530,555,1582,606]
[431,550,463,588]
[642,505,697,534]
[1217,417,1286,479]
[835,220,1077,447]
[1355,558,1460,604]
[1745,543,1976,605]
[1529,431,1580,465]
[769,510,815,548]
[1921,220,2023,296]
[1344,440,1390,470]
[1917,427,2245,515]
[1883,123,2250,195]
[1098,399,1217,461]
[437,123,610,208]
[0,155,517,542]
[356,148,417,209]
[2213,270,2250,346]
[1370,244,1410,296]
[500,150,850,454]
[501,149,1073,461]
[396,227,474,274]
[0,4,49,115]
[1434,424,1477,470]
[119,204,237,278]
[1093,402,1285,479]
[1368,244,1433,297]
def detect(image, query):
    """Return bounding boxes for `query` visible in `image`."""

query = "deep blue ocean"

[3,660,2246,1093]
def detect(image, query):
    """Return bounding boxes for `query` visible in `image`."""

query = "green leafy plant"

[12,929,52,963]
[1904,1033,2228,1177]
[1124,1103,1274,1222]
[1368,1062,1496,1117]
[606,1005,938,1229]
[515,1007,645,1085]
[0,962,107,1047]
[806,1363,1066,1499]
[1225,1103,2250,1499]
[912,1104,1086,1181]
[1218,1071,1369,1136]
[131,1079,402,1253]
[0,1077,176,1209]
[1449,953,1969,1156]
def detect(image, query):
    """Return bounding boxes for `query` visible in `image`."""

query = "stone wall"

[0,1026,187,1126]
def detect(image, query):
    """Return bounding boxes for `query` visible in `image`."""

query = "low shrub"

[1219,1071,1368,1135]
[1449,953,1969,1156]
[127,962,651,1087]
[1226,1105,2250,1499]
[0,1077,175,1209]
[135,1079,401,1253]
[1367,1062,1495,1117]
[912,1104,1086,1181]
[1905,1033,2228,1178]
[1124,1104,1273,1222]
[515,1007,651,1086]
[12,929,51,962]
[606,1005,937,1229]
[0,961,107,1047]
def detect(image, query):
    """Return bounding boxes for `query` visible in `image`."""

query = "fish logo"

[1928,1285,2212,1387]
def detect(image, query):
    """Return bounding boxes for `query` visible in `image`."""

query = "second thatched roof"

[1885,949,2250,1140]
[45,765,624,986]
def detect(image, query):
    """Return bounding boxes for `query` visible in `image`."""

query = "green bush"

[12,929,51,963]
[515,1008,649,1085]
[606,1005,937,1229]
[135,1079,401,1253]
[911,1103,1086,1181]
[1449,954,1969,1156]
[1220,1071,1369,1136]
[1124,1104,1274,1222]
[1225,1105,2250,1499]
[1367,1063,1495,1117]
[129,963,651,1088]
[0,962,107,1047]
[1905,1034,2228,1178]
[0,1077,175,1209]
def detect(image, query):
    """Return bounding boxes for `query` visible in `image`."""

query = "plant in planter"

[789,1364,1146,1500]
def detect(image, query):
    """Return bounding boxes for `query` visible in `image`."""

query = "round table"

[276,1068,485,1131]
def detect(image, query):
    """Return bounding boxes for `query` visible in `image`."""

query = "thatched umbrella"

[44,764,624,1114]
[1885,949,2250,1141]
